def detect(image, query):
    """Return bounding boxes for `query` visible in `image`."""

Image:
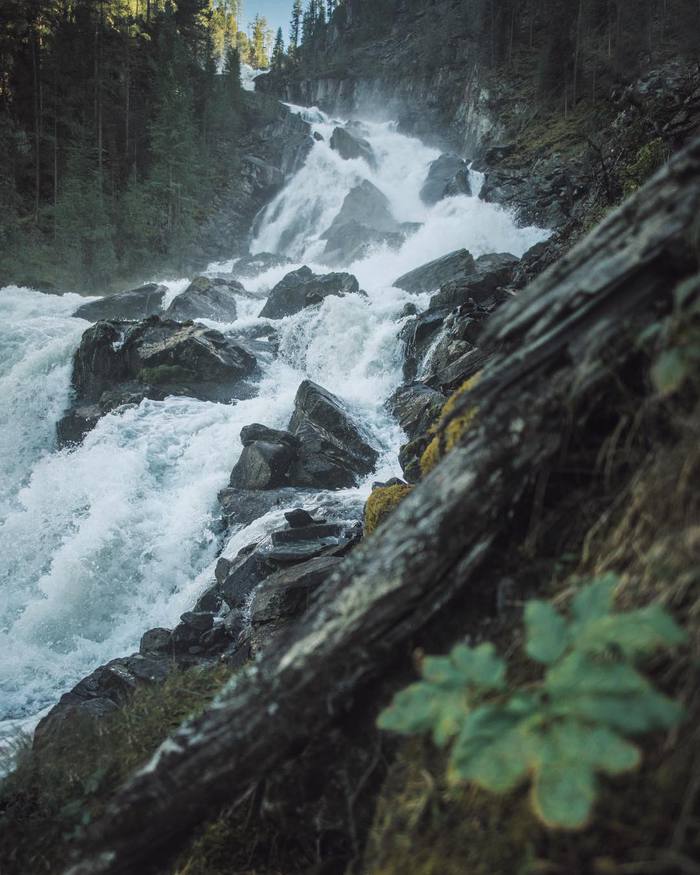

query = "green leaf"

[450,706,531,792]
[377,681,470,747]
[571,574,617,631]
[525,600,570,664]
[652,348,689,396]
[449,643,507,691]
[546,651,648,696]
[556,689,684,733]
[531,758,596,829]
[574,604,687,657]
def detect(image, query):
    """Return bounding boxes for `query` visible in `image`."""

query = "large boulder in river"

[73,283,167,321]
[58,317,257,444]
[326,181,399,235]
[420,153,472,205]
[321,181,405,264]
[330,126,377,169]
[287,380,379,489]
[165,276,244,322]
[259,266,360,319]
[393,248,477,294]
[229,425,300,490]
[429,252,519,310]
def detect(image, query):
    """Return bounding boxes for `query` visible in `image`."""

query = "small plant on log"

[378,574,686,829]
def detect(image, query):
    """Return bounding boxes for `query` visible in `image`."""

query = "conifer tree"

[290,0,303,52]
[271,28,285,69]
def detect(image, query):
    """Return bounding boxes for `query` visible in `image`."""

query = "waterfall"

[0,103,549,748]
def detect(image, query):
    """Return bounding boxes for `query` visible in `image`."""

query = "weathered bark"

[63,137,700,875]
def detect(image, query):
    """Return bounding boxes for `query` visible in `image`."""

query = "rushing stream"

[0,103,549,750]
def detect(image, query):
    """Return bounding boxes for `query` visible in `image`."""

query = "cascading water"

[0,102,549,751]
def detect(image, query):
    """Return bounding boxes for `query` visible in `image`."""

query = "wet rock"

[180,612,215,633]
[250,556,343,626]
[165,276,244,322]
[267,523,346,565]
[330,126,377,169]
[322,219,405,265]
[394,249,477,294]
[259,266,361,319]
[324,181,399,235]
[313,131,325,142]
[399,306,450,381]
[288,380,379,489]
[386,383,446,441]
[229,439,298,490]
[194,584,223,614]
[429,252,519,309]
[56,384,167,447]
[285,508,325,528]
[34,654,173,750]
[220,548,275,609]
[139,628,172,656]
[218,487,306,529]
[240,424,299,448]
[420,153,472,204]
[73,283,167,321]
[71,317,256,405]
[231,252,293,279]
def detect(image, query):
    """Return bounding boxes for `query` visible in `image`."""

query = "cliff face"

[261,0,497,155]
[261,2,700,236]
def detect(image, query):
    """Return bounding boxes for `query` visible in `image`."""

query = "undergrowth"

[0,662,233,875]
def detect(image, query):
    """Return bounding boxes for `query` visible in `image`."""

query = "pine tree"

[290,0,303,51]
[271,28,285,70]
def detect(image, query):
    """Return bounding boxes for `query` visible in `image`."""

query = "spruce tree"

[271,28,285,70]
[290,0,303,51]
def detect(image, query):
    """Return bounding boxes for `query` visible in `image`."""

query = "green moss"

[0,663,234,875]
[622,138,668,196]
[420,373,481,477]
[138,364,197,385]
[365,484,413,536]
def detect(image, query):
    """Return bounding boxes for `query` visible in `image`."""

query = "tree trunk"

[63,137,700,875]
[32,30,41,223]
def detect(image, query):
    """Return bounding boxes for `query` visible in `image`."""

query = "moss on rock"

[365,484,413,536]
[420,373,481,477]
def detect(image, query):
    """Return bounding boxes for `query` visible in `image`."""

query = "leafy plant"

[378,574,686,829]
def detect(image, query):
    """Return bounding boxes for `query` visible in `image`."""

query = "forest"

[0,0,272,291]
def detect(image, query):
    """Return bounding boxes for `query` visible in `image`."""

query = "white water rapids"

[0,104,549,750]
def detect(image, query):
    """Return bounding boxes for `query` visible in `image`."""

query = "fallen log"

[64,136,700,875]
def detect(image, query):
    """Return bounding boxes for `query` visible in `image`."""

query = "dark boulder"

[165,276,244,322]
[139,628,172,656]
[386,383,446,441]
[73,283,167,322]
[34,654,173,751]
[240,424,299,448]
[429,252,519,310]
[420,153,472,205]
[324,181,399,235]
[231,252,293,280]
[288,380,379,489]
[74,317,256,404]
[249,556,343,627]
[267,523,347,565]
[229,440,298,490]
[57,384,168,447]
[218,487,308,530]
[322,219,405,266]
[219,546,276,609]
[58,317,257,443]
[259,267,361,319]
[285,508,325,528]
[330,126,377,169]
[393,249,477,294]
[399,307,450,381]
